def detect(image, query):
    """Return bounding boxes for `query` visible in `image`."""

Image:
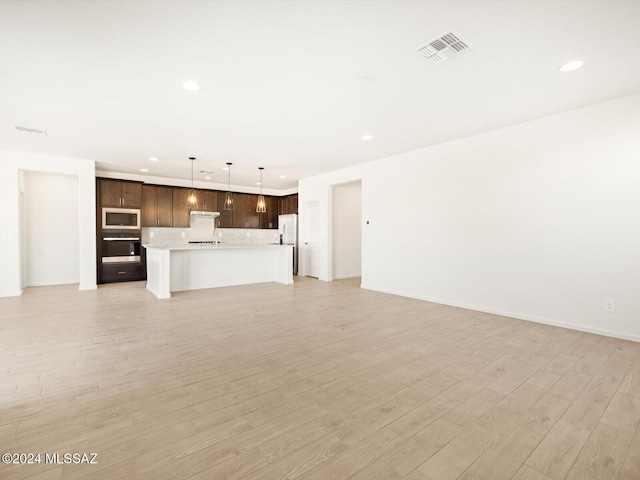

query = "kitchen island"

[144,243,294,299]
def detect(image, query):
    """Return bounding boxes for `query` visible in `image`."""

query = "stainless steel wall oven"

[101,233,141,264]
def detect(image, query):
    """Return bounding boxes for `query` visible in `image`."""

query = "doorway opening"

[331,180,362,281]
[20,171,80,288]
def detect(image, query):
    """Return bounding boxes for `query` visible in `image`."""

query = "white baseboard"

[26,281,80,288]
[0,289,23,298]
[333,274,362,280]
[360,283,640,344]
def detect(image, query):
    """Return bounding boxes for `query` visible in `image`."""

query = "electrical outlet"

[247,232,250,237]
[181,232,186,238]
[150,232,155,238]
[604,298,615,313]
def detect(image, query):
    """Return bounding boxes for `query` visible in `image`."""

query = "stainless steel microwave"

[102,207,141,230]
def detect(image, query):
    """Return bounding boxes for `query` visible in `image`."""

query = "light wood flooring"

[1,277,640,480]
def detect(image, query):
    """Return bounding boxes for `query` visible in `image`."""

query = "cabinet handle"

[118,271,126,274]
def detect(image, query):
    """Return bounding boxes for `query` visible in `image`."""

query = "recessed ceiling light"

[360,72,376,82]
[256,182,262,186]
[149,157,159,162]
[140,168,149,173]
[205,176,212,180]
[362,134,373,141]
[279,175,286,179]
[222,167,229,171]
[559,60,584,72]
[182,80,201,91]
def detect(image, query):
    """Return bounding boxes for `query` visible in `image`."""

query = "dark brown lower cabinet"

[141,247,147,281]
[100,264,143,283]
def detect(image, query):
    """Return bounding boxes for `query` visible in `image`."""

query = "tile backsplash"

[215,228,280,245]
[142,216,280,246]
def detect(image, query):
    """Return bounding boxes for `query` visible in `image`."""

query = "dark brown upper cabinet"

[100,177,295,230]
[156,186,173,227]
[216,192,232,228]
[195,189,218,212]
[99,179,142,208]
[142,185,173,227]
[231,193,249,228]
[245,194,260,229]
[172,188,191,228]
[141,185,156,227]
[259,196,278,229]
[279,194,298,215]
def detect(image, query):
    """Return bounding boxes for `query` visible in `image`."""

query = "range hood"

[189,211,220,217]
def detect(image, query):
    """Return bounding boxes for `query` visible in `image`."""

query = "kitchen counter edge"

[142,243,293,251]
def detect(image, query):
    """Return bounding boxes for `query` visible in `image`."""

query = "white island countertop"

[143,243,288,250]
[144,243,293,299]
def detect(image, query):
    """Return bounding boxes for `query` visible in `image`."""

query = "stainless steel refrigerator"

[278,214,298,275]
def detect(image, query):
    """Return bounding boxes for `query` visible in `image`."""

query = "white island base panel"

[145,244,293,299]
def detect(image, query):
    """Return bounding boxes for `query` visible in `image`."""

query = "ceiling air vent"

[14,125,48,136]
[414,29,473,65]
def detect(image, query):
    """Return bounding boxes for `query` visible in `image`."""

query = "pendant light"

[256,167,266,213]
[187,157,198,208]
[224,162,234,210]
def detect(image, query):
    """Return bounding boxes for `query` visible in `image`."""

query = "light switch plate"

[604,298,615,313]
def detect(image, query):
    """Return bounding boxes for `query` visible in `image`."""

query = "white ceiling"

[1,1,639,191]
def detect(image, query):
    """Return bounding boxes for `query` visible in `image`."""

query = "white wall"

[299,93,640,342]
[24,172,80,286]
[332,181,362,279]
[0,150,96,296]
